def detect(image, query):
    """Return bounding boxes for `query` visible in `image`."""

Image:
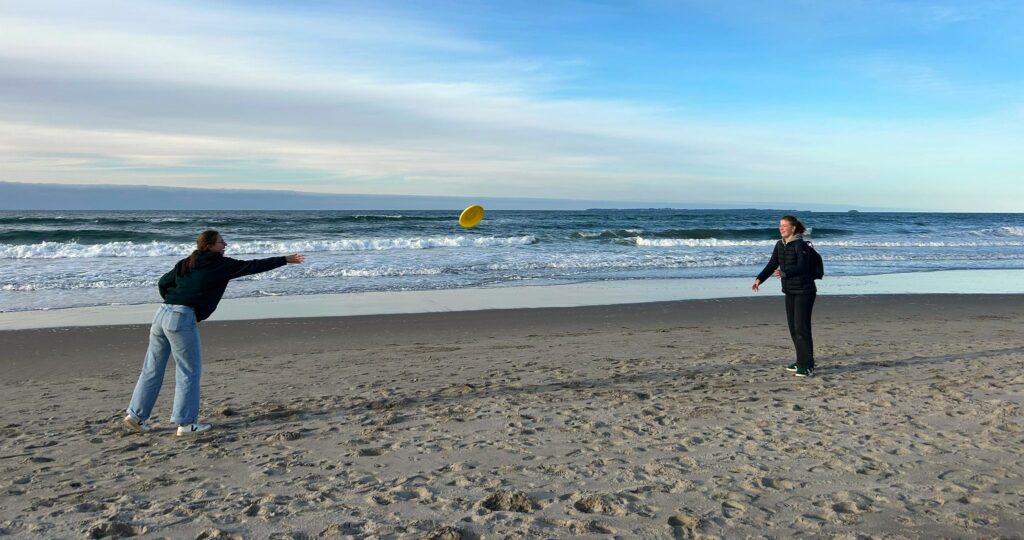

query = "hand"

[286,253,305,264]
[773,268,781,278]
[752,279,761,292]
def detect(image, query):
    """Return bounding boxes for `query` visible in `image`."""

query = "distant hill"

[0,181,876,211]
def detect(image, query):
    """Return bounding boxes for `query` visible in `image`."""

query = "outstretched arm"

[224,256,288,279]
[225,253,305,280]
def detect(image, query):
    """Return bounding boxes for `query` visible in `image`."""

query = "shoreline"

[2,268,1024,331]
[4,292,1023,383]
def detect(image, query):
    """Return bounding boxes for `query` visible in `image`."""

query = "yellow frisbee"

[458,204,485,228]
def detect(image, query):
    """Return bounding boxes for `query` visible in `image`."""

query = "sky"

[1,1,1022,211]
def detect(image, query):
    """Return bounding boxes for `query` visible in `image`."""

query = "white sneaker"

[123,415,152,433]
[176,423,212,436]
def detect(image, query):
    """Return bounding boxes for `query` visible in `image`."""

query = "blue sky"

[1,0,1022,210]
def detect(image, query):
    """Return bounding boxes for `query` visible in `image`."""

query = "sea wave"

[480,256,763,271]
[0,236,539,259]
[0,216,194,227]
[0,266,448,290]
[0,213,451,228]
[570,229,644,240]
[573,227,853,241]
[974,226,1024,237]
[633,238,778,247]
[1,279,154,291]
[0,230,188,244]
[631,237,1024,248]
[816,240,1024,247]
[198,214,452,225]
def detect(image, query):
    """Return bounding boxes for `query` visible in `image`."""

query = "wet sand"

[1,294,1023,538]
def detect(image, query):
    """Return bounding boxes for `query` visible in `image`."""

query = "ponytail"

[181,229,221,274]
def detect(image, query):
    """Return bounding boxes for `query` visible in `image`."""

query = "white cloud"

[855,57,1015,102]
[0,0,1022,210]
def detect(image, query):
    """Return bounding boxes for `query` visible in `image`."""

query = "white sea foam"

[2,279,154,291]
[0,236,538,259]
[631,237,1024,248]
[245,266,447,280]
[0,266,450,291]
[482,254,764,271]
[1,241,189,259]
[975,226,1024,237]
[822,253,1024,262]
[817,240,1024,247]
[633,237,777,247]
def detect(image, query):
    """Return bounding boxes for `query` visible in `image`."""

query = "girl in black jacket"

[752,215,817,377]
[123,230,305,436]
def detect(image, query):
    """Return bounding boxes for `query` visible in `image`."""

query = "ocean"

[2,209,1023,313]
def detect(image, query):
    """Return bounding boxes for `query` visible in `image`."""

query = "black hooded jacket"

[158,251,286,322]
[756,237,817,295]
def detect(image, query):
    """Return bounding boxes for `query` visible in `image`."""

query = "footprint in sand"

[73,502,100,513]
[572,493,625,516]
[760,477,799,490]
[196,529,244,540]
[266,431,302,442]
[480,490,536,513]
[832,501,864,514]
[547,518,615,535]
[811,491,872,522]
[369,493,393,506]
[424,525,470,540]
[87,520,147,538]
[390,486,433,502]
[793,513,829,530]
[668,513,701,529]
[721,499,746,518]
[319,522,374,538]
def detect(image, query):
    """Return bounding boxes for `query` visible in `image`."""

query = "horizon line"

[0,180,924,212]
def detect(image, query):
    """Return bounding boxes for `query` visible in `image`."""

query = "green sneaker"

[785,363,798,372]
[794,367,814,377]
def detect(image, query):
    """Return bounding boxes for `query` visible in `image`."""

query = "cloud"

[850,55,1022,108]
[0,0,1022,210]
[0,1,796,199]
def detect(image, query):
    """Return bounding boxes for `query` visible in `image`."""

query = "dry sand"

[1,294,1023,538]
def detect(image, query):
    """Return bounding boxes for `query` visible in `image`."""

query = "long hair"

[780,215,806,235]
[180,229,221,274]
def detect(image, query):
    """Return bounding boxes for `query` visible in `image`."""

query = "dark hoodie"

[158,251,286,322]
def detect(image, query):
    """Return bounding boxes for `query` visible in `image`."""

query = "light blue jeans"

[126,304,203,425]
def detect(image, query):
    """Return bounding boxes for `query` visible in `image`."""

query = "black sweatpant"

[785,292,816,369]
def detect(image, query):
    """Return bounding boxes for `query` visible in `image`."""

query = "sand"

[1,294,1023,538]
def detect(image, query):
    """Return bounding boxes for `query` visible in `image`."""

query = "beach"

[2,293,1023,538]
